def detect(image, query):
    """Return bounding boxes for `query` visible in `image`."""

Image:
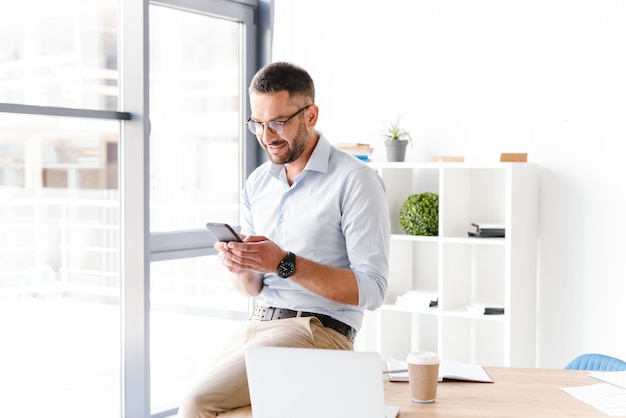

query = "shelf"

[381,304,506,322]
[392,233,506,246]
[368,161,528,170]
[441,308,506,322]
[381,304,439,316]
[368,161,538,367]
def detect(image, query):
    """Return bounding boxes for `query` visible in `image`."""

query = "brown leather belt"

[251,306,356,343]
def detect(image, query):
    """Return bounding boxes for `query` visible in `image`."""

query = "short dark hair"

[249,61,315,103]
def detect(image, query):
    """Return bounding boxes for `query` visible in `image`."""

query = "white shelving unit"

[369,161,538,367]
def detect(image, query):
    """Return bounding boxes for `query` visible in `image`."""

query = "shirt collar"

[305,132,330,174]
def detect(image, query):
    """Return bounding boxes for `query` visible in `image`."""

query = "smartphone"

[206,222,243,242]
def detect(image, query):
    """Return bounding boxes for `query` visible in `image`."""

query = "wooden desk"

[385,366,606,417]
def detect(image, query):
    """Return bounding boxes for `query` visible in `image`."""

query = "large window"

[0,0,260,417]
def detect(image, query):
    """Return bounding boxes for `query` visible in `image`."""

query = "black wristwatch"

[277,251,296,279]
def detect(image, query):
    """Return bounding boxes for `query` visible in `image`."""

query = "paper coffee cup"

[406,351,440,403]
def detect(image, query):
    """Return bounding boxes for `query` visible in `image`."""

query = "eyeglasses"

[245,105,311,136]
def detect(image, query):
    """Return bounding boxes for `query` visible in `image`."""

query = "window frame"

[123,0,261,417]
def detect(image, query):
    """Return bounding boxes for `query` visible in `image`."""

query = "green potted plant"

[382,117,412,162]
[400,192,439,236]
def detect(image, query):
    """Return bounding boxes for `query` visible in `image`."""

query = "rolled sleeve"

[342,166,391,311]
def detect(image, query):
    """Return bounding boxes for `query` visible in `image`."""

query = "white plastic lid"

[406,351,440,365]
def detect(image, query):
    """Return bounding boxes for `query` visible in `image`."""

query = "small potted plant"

[400,192,439,236]
[382,117,412,162]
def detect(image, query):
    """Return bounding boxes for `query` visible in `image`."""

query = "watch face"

[277,252,296,279]
[278,260,295,278]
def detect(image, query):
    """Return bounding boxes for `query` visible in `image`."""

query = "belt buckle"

[253,306,268,321]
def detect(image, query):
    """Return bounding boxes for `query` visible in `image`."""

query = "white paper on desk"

[386,357,493,383]
[386,357,409,381]
[561,383,626,417]
[439,360,494,383]
[590,371,626,389]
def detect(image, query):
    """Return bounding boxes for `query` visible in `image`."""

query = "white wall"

[272,0,626,368]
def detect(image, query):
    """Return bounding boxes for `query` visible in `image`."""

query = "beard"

[263,120,308,165]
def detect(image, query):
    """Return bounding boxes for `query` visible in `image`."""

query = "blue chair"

[565,353,626,371]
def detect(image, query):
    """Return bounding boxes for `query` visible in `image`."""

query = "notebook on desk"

[245,346,400,418]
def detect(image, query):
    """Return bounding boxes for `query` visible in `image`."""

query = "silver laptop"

[244,346,399,418]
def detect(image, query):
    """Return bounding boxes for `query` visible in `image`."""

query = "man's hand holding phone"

[207,224,286,276]
[206,222,244,243]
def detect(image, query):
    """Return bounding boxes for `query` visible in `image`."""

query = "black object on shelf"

[466,304,505,315]
[484,307,505,315]
[468,223,505,238]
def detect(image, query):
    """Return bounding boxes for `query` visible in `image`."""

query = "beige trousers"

[177,316,354,418]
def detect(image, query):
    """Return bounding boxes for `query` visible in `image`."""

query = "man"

[178,61,390,417]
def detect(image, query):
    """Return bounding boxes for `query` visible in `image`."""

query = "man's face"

[249,91,311,165]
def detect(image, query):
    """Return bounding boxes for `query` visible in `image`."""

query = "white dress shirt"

[241,133,391,331]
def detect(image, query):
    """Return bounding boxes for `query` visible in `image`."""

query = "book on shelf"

[468,222,505,238]
[465,303,505,315]
[464,152,528,163]
[334,142,373,162]
[386,357,494,383]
